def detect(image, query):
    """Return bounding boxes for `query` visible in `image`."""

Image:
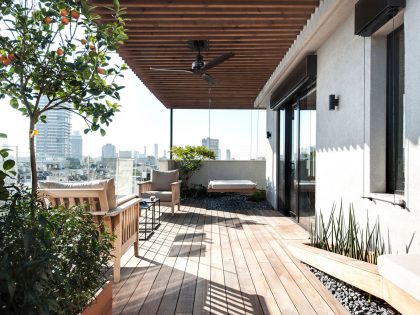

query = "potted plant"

[0,186,114,314]
[0,137,115,314]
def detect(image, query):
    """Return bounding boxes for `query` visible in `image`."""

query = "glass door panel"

[289,105,299,218]
[298,90,316,230]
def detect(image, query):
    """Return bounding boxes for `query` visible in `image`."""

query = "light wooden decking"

[111,200,348,315]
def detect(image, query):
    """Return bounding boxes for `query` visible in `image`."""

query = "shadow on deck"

[110,198,347,315]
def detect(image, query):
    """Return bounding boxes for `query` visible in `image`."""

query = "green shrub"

[247,190,266,202]
[0,188,113,314]
[310,202,385,264]
[170,146,216,188]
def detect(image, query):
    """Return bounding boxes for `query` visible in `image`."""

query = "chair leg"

[178,202,180,211]
[114,257,121,283]
[171,205,174,216]
[134,239,139,257]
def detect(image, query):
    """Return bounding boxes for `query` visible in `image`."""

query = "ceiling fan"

[150,40,234,86]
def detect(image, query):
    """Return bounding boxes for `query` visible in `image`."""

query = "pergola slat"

[92,0,319,109]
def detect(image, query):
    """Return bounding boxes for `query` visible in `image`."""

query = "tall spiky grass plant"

[310,202,386,264]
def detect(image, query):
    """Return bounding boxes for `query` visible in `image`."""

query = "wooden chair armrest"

[170,180,182,187]
[138,181,152,194]
[107,197,141,217]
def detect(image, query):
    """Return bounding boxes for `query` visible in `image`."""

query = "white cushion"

[378,254,420,301]
[141,191,172,202]
[208,180,257,189]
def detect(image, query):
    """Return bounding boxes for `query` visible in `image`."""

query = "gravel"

[205,194,273,211]
[308,265,400,315]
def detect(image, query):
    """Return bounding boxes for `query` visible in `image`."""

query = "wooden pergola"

[92,0,320,109]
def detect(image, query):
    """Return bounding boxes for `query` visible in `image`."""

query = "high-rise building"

[36,97,71,162]
[143,146,147,155]
[119,150,132,159]
[70,131,83,161]
[154,144,158,158]
[226,149,231,160]
[202,137,220,160]
[102,143,116,160]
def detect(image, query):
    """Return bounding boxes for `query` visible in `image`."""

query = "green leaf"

[3,159,15,171]
[0,149,10,158]
[100,128,106,136]
[0,133,7,139]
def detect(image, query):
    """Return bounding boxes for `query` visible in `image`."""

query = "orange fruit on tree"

[81,39,87,45]
[60,9,68,16]
[71,10,80,19]
[97,67,106,75]
[56,48,64,56]
[0,55,6,62]
[44,16,52,24]
[7,54,16,61]
[2,58,11,66]
[61,17,69,25]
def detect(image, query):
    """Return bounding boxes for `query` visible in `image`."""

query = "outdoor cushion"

[377,254,420,301]
[151,170,179,191]
[39,178,117,210]
[208,180,257,190]
[140,191,172,202]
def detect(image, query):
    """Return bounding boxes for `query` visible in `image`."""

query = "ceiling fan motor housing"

[192,54,205,71]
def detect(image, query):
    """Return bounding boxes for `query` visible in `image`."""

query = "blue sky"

[0,54,266,160]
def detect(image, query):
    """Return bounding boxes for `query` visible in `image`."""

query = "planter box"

[82,281,112,315]
[286,242,420,315]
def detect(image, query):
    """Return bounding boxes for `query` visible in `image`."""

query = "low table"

[139,198,161,240]
[143,197,161,230]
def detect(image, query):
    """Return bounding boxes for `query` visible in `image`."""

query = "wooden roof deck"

[111,199,347,314]
[91,0,320,109]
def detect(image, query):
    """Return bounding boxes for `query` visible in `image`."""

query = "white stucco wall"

[265,0,420,254]
[316,5,419,254]
[403,0,420,253]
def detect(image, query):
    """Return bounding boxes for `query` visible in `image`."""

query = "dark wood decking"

[111,199,347,315]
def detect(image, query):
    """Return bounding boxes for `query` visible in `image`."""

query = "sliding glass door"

[278,89,316,230]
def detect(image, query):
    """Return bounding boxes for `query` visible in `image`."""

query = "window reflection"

[298,90,316,230]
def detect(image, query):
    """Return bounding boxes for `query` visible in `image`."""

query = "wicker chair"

[38,179,140,283]
[138,169,181,215]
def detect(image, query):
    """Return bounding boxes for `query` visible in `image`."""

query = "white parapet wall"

[159,160,266,190]
[190,160,266,189]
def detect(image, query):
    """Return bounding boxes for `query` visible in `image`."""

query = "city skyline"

[0,54,266,161]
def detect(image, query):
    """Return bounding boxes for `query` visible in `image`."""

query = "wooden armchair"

[138,169,181,215]
[38,179,140,283]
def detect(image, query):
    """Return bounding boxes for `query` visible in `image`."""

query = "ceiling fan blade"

[201,73,216,86]
[201,52,234,72]
[150,67,193,74]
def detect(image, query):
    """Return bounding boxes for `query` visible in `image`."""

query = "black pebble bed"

[205,194,273,211]
[308,265,400,315]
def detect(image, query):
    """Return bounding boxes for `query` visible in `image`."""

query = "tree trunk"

[29,116,37,195]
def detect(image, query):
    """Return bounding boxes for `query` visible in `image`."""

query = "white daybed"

[207,180,257,194]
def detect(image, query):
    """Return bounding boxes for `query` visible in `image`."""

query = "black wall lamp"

[329,94,339,110]
[266,131,272,139]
